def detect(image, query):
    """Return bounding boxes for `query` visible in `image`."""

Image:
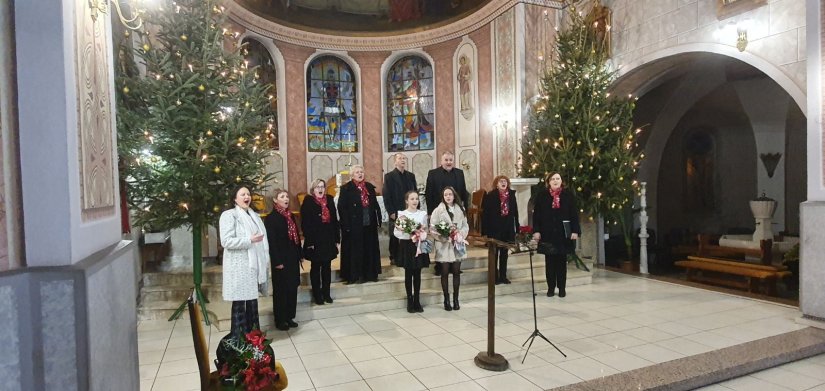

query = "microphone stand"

[519,244,565,363]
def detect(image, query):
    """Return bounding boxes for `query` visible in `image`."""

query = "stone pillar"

[470,25,494,189]
[425,38,460,161]
[350,51,390,187]
[800,0,825,324]
[277,40,314,195]
[0,0,139,390]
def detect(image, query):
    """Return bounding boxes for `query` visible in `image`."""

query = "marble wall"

[606,0,807,96]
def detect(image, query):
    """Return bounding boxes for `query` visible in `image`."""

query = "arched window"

[306,56,357,152]
[386,55,434,151]
[242,38,279,150]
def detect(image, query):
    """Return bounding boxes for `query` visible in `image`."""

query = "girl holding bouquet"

[394,190,430,313]
[430,186,469,311]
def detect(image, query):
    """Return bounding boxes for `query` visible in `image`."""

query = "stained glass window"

[306,56,358,152]
[386,56,434,151]
[242,38,279,150]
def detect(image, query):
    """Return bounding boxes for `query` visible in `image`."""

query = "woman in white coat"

[430,186,469,311]
[219,186,269,338]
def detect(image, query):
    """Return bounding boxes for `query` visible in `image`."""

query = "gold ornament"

[213,206,221,212]
[206,130,213,136]
[198,84,205,91]
[235,176,242,182]
[122,86,130,94]
[180,34,188,41]
[142,43,150,51]
[213,166,221,173]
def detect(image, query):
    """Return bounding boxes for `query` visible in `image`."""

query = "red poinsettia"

[518,226,533,234]
[245,329,266,350]
[220,328,279,390]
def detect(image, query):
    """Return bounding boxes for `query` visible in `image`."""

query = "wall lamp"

[89,0,146,30]
[715,18,751,52]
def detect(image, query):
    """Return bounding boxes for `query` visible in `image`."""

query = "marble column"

[350,51,390,187]
[800,0,825,324]
[276,40,314,194]
[470,25,494,190]
[425,38,461,160]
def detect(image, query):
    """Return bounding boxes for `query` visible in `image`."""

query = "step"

[138,252,567,303]
[208,268,592,331]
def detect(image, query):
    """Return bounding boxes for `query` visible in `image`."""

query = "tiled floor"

[138,270,825,391]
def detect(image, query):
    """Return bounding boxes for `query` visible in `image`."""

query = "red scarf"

[274,205,300,245]
[314,194,331,223]
[354,180,370,207]
[549,187,562,209]
[498,189,510,216]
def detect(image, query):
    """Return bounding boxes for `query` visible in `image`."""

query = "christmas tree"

[521,1,643,260]
[116,0,276,322]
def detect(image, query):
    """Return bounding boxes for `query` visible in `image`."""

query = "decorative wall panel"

[411,153,433,189]
[454,40,479,148]
[264,153,285,191]
[459,149,478,191]
[310,155,334,187]
[76,0,115,221]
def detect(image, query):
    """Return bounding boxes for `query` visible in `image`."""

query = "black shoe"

[407,297,415,313]
[414,298,424,313]
[503,278,511,284]
[275,322,290,331]
[495,278,502,285]
[453,298,460,311]
[559,290,566,298]
[287,320,299,328]
[546,290,555,297]
[314,295,324,305]
[324,296,334,304]
[355,278,365,284]
[444,299,452,311]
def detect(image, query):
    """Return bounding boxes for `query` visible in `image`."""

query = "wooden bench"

[675,256,791,295]
[696,234,775,264]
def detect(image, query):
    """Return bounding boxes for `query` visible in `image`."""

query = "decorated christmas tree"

[116,0,276,322]
[521,1,643,260]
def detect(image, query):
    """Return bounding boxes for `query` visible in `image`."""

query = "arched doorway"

[611,49,806,298]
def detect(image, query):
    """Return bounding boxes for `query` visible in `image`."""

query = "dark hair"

[544,172,564,188]
[229,185,250,205]
[403,190,419,207]
[441,186,466,214]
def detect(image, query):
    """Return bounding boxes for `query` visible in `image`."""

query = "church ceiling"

[235,0,493,35]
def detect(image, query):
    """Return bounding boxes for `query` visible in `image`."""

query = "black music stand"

[518,243,566,363]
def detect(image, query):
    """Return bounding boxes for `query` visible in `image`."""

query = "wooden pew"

[696,234,775,265]
[675,255,790,295]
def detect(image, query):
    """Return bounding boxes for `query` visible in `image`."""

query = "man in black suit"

[383,153,418,265]
[425,151,469,275]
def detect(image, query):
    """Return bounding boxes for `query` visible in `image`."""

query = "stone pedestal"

[509,177,540,227]
[801,201,825,321]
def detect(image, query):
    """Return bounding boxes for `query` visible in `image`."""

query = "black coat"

[382,168,418,217]
[337,180,382,282]
[425,167,469,215]
[532,188,581,255]
[481,189,519,242]
[264,211,302,290]
[300,194,340,263]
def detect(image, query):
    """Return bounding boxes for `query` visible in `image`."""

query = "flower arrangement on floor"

[218,329,280,391]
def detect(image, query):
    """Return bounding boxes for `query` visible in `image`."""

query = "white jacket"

[219,206,269,301]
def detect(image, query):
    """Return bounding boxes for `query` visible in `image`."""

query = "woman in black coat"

[337,165,383,284]
[264,189,302,331]
[532,172,580,298]
[481,175,519,284]
[300,179,340,305]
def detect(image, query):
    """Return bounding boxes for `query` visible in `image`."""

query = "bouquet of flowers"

[516,226,535,251]
[433,220,455,238]
[395,215,421,235]
[218,329,280,391]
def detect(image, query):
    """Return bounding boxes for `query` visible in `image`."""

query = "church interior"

[3,0,825,390]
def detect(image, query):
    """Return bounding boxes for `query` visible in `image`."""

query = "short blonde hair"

[309,178,327,193]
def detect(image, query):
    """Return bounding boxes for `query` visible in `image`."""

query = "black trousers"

[496,248,509,279]
[273,288,297,324]
[310,261,332,299]
[389,220,399,264]
[230,299,259,338]
[545,253,567,292]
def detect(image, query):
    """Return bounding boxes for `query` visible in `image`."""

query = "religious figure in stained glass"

[307,56,357,152]
[386,56,434,152]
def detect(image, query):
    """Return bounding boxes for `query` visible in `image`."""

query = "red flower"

[219,363,230,377]
[245,329,265,349]
[518,226,533,234]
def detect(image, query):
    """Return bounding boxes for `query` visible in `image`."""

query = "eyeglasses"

[314,185,326,189]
